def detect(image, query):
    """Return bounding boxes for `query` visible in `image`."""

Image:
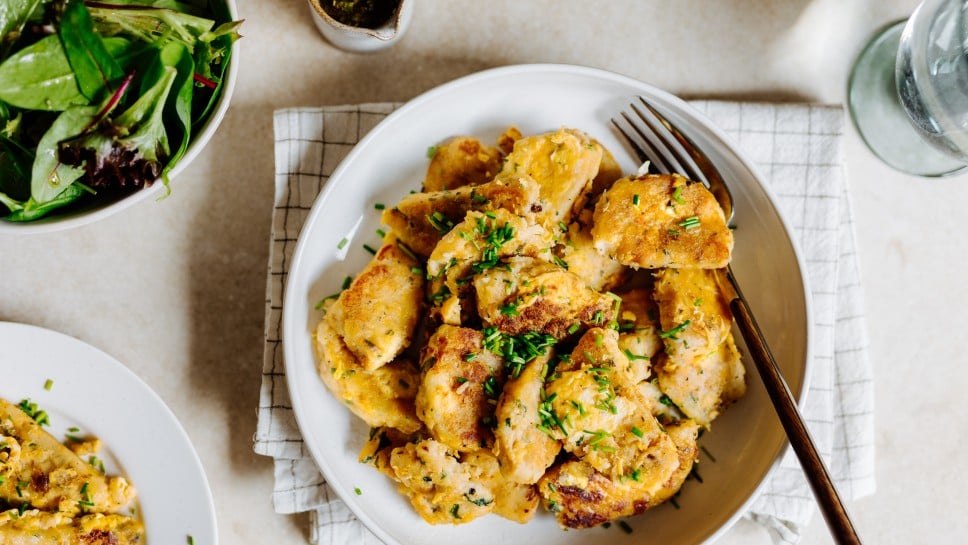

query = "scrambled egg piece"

[423,137,504,192]
[474,256,616,339]
[388,438,539,524]
[0,399,135,516]
[493,353,561,484]
[537,419,700,529]
[592,174,733,269]
[314,301,422,433]
[0,510,144,545]
[325,241,424,371]
[416,325,504,452]
[498,128,603,230]
[382,176,541,257]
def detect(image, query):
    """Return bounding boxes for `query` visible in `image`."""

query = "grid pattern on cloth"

[254,102,875,545]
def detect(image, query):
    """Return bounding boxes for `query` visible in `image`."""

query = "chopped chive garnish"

[694,297,704,306]
[455,377,468,384]
[376,228,387,238]
[410,266,424,275]
[672,186,685,204]
[362,244,377,255]
[337,237,349,250]
[678,216,701,229]
[631,426,644,438]
[567,323,580,335]
[619,520,633,534]
[68,427,80,433]
[632,194,640,205]
[44,379,53,391]
[373,203,385,210]
[427,146,437,159]
[659,320,691,339]
[187,536,195,545]
[354,487,362,495]
[342,276,353,290]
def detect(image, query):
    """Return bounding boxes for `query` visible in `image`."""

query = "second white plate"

[0,321,217,545]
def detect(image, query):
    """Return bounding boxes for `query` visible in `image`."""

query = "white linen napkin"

[254,101,876,545]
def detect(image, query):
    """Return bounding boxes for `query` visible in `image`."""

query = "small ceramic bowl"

[0,0,240,235]
[308,0,413,52]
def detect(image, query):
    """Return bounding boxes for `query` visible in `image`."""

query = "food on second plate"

[0,397,143,542]
[312,127,746,529]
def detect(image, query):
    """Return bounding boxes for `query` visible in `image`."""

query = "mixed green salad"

[0,0,240,222]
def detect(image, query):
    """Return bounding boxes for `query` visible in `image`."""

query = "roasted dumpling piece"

[591,173,733,269]
[388,438,539,525]
[652,267,732,362]
[426,208,554,325]
[416,325,504,452]
[423,136,504,192]
[613,288,662,383]
[473,256,616,339]
[325,241,424,371]
[314,301,423,434]
[542,329,679,486]
[382,175,542,257]
[655,332,745,428]
[0,399,135,515]
[497,128,603,229]
[537,419,700,529]
[0,510,145,545]
[556,212,627,292]
[493,353,561,484]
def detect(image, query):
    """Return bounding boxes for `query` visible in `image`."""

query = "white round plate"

[0,322,217,544]
[284,64,812,545]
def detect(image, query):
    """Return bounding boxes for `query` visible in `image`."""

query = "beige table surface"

[3,1,966,544]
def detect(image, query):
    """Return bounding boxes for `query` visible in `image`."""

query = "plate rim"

[282,62,814,545]
[0,320,219,544]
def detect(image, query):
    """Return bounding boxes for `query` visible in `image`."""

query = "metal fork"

[614,97,862,545]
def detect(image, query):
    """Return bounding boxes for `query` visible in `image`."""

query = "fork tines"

[611,97,709,186]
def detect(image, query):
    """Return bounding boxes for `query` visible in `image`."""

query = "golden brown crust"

[474,257,616,339]
[416,325,504,452]
[0,399,135,516]
[537,419,699,529]
[314,306,423,433]
[423,137,504,192]
[383,176,542,257]
[498,128,603,230]
[0,511,145,545]
[591,174,733,269]
[326,242,424,371]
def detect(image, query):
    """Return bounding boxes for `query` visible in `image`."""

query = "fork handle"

[726,270,862,545]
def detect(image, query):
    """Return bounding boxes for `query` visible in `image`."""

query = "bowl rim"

[0,0,241,235]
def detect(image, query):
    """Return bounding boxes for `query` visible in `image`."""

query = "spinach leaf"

[87,5,215,46]
[30,105,97,203]
[0,34,88,111]
[0,0,48,59]
[0,133,33,201]
[151,41,194,181]
[58,0,124,101]
[2,183,88,221]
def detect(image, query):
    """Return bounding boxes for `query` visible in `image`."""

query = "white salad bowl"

[0,0,239,235]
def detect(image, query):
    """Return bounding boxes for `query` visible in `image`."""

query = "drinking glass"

[848,0,968,177]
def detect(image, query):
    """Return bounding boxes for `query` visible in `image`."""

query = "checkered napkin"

[254,102,876,545]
